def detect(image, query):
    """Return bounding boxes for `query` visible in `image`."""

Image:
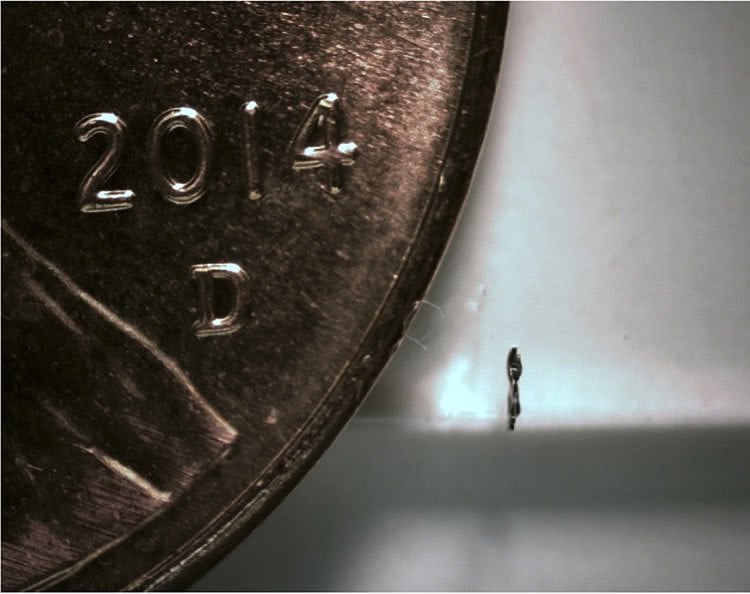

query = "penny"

[1,2,509,590]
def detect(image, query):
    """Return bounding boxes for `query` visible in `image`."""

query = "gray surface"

[195,3,750,590]
[195,424,750,590]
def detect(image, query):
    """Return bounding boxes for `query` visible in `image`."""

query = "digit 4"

[290,93,358,195]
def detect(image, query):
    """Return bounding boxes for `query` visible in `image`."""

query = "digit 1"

[242,101,262,201]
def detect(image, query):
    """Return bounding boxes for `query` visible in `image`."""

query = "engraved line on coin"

[40,400,173,503]
[191,263,249,337]
[23,276,84,336]
[80,446,172,503]
[4,228,242,584]
[242,101,262,201]
[44,400,174,504]
[2,266,174,590]
[1,220,237,443]
[8,228,236,485]
[74,112,135,213]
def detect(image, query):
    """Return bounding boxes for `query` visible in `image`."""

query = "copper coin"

[1,2,508,590]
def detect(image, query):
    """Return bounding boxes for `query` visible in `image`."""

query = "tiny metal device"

[507,346,523,430]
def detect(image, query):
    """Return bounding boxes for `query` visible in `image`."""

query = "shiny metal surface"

[1,3,508,590]
[196,3,750,590]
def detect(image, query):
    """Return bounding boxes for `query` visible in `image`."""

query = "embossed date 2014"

[74,94,357,338]
[74,93,358,213]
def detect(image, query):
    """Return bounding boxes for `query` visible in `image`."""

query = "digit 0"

[148,107,215,205]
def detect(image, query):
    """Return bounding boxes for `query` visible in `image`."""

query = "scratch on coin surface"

[41,400,85,440]
[2,220,237,444]
[14,450,40,494]
[300,289,324,315]
[114,364,147,402]
[341,3,432,53]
